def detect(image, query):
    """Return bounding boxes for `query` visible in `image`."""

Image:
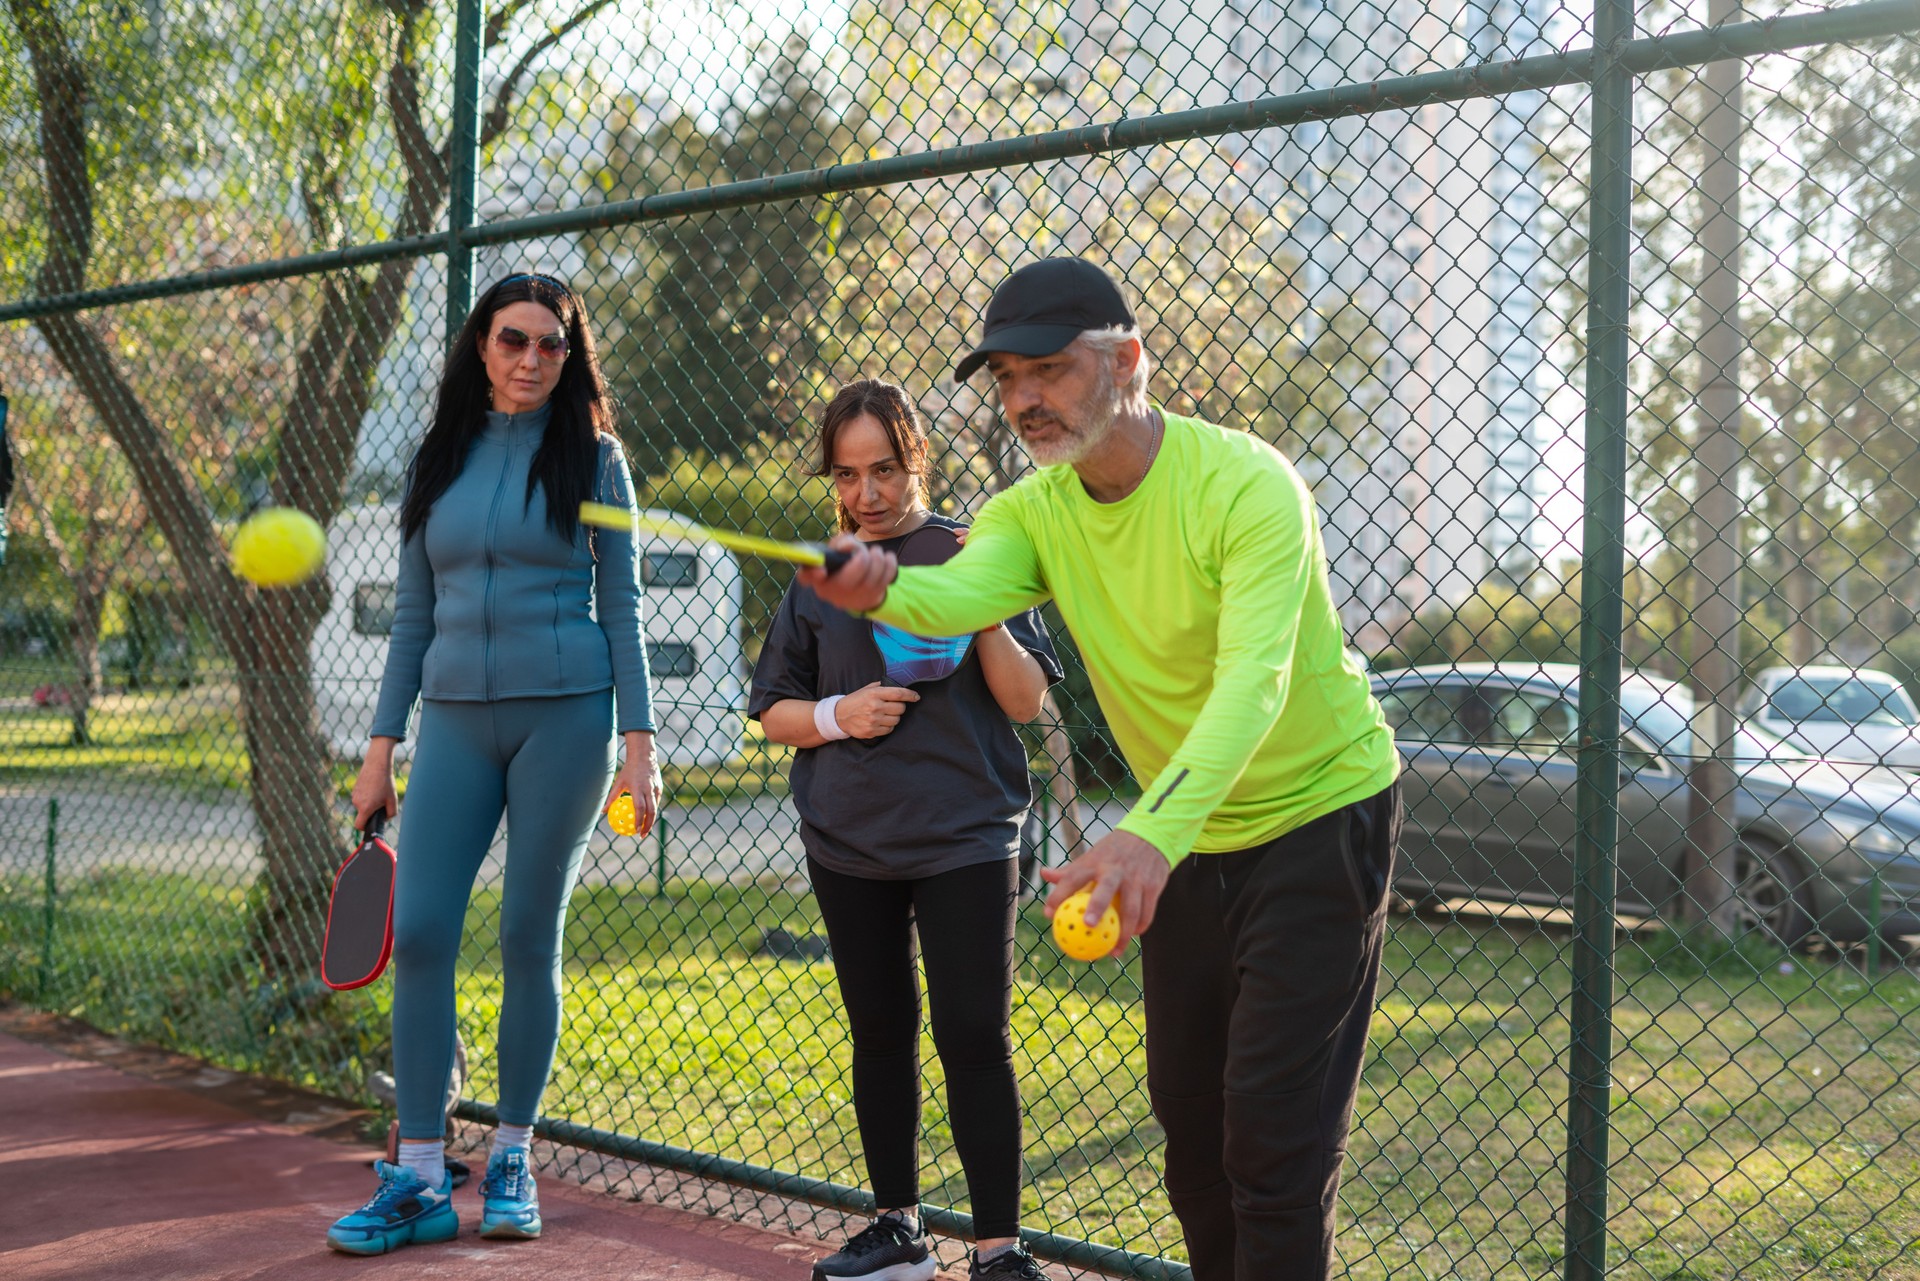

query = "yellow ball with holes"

[1052,887,1121,961]
[231,507,326,588]
[606,793,638,836]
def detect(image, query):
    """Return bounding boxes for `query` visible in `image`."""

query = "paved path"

[0,1026,900,1281]
[0,779,1125,891]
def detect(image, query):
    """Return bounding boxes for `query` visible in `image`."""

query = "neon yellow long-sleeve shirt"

[874,411,1398,862]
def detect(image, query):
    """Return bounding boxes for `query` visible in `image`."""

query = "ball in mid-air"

[1052,886,1121,961]
[606,793,638,836]
[231,507,326,588]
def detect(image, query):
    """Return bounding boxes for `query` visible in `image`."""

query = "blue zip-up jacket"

[369,403,654,739]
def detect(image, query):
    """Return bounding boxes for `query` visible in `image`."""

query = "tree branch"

[388,12,445,200]
[10,0,92,297]
[279,7,447,523]
[485,0,541,49]
[12,0,246,652]
[11,469,73,578]
[481,0,623,149]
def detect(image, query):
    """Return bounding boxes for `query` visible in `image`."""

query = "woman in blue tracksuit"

[327,273,660,1255]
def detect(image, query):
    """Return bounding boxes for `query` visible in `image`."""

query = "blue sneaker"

[480,1147,542,1240]
[326,1160,457,1255]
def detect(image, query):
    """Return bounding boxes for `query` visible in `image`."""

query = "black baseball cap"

[952,258,1137,383]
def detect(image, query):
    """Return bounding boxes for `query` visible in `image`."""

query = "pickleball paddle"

[578,503,851,573]
[321,812,396,992]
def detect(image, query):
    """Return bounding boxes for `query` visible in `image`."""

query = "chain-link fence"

[5,0,1920,1276]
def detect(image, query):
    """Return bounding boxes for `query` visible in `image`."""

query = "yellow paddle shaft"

[578,502,833,568]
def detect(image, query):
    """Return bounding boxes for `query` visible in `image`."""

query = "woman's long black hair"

[399,273,614,546]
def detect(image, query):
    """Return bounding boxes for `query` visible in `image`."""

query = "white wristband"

[814,695,850,741]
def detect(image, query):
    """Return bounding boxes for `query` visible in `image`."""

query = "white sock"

[490,1123,533,1160]
[879,1206,919,1235]
[976,1241,1017,1263]
[397,1139,445,1188]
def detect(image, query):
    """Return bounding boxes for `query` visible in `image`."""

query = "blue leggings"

[391,691,614,1140]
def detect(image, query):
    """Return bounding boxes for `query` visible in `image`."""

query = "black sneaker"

[810,1216,936,1281]
[970,1243,1049,1280]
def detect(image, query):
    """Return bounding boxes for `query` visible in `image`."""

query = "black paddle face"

[0,393,13,509]
[0,394,12,567]
[321,814,396,991]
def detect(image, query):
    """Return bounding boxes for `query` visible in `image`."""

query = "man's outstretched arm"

[799,500,1049,633]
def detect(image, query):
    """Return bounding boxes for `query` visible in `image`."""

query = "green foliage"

[585,33,896,460]
[1376,574,1584,672]
[0,1,405,293]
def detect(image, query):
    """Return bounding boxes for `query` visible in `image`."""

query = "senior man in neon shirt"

[802,257,1401,1281]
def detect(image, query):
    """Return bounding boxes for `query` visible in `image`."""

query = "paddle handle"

[360,810,387,841]
[822,546,850,574]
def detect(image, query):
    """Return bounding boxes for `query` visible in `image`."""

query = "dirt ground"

[0,1003,967,1280]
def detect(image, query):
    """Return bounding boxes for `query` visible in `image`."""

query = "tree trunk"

[1037,688,1086,866]
[237,586,342,979]
[1682,5,1745,940]
[1786,559,1818,665]
[1782,453,1818,667]
[14,0,565,985]
[66,583,104,747]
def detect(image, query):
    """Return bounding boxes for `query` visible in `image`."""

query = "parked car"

[1739,665,1920,771]
[1372,663,1920,946]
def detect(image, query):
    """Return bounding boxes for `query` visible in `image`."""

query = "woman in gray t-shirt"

[750,379,1063,1281]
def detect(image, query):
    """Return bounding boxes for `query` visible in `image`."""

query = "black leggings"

[808,855,1023,1239]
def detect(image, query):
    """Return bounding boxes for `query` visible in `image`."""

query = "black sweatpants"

[808,855,1024,1239]
[1143,783,1400,1281]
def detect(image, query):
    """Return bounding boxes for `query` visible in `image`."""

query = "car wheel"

[1730,840,1814,949]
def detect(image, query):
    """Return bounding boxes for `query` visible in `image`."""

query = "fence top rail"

[2,0,1917,326]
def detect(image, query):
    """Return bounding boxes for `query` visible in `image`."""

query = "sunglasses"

[492,326,569,361]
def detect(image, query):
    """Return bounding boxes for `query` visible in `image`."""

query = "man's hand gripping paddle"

[321,812,397,991]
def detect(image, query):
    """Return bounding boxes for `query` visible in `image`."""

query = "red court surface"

[0,1021,900,1280]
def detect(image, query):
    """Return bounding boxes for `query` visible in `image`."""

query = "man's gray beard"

[1020,370,1121,467]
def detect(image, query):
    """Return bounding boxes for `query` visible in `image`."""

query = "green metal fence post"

[446,0,484,348]
[1866,871,1884,976]
[654,813,669,897]
[38,797,58,1002]
[1565,0,1635,1275]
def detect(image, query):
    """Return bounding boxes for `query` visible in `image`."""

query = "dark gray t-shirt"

[748,515,1064,880]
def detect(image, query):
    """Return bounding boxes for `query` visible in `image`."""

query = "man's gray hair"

[1077,325,1152,414]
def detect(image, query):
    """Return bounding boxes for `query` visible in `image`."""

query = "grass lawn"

[3,868,1916,1276]
[0,684,253,795]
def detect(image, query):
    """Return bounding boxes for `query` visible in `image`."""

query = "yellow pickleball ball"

[231,507,326,588]
[1052,886,1121,961]
[606,793,638,836]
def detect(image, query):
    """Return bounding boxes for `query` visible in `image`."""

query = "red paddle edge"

[320,817,396,992]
